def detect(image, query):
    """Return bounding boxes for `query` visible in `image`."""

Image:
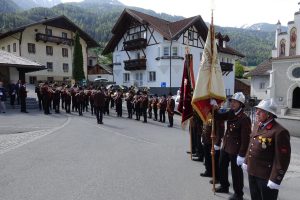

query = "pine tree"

[72,31,85,83]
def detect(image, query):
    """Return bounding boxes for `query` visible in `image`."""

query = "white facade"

[250,76,270,100]
[112,25,239,95]
[0,17,97,84]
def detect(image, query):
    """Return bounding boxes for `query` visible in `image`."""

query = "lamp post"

[169,40,173,93]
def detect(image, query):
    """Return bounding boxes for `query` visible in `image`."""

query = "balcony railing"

[123,38,147,51]
[124,58,146,71]
[36,33,74,46]
[220,62,233,75]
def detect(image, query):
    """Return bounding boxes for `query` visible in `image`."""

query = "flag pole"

[210,9,216,194]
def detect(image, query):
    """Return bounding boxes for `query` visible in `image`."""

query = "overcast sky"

[61,0,300,27]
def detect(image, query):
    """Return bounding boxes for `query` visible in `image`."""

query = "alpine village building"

[0,15,99,84]
[248,2,300,136]
[103,9,244,95]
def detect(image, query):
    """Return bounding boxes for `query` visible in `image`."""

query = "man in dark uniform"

[42,82,51,115]
[148,95,153,119]
[190,111,204,161]
[243,99,291,200]
[134,92,141,121]
[213,92,251,200]
[125,90,134,119]
[166,92,175,127]
[19,80,28,113]
[141,91,148,123]
[159,95,167,123]
[35,81,43,110]
[200,117,224,184]
[152,94,158,121]
[94,87,105,124]
[64,86,72,113]
[115,89,123,117]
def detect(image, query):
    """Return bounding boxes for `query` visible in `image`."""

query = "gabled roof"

[103,9,208,54]
[0,50,45,70]
[0,15,99,48]
[247,58,272,77]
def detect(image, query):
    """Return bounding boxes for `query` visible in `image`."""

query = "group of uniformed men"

[190,92,291,200]
[35,82,175,127]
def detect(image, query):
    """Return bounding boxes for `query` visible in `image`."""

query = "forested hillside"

[0,0,276,66]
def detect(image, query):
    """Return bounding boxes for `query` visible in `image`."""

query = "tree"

[72,31,85,82]
[235,60,245,78]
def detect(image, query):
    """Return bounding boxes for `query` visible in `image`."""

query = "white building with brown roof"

[103,9,244,95]
[0,15,99,84]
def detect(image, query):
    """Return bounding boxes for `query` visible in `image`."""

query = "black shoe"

[200,171,212,177]
[209,179,220,184]
[192,157,204,162]
[228,194,243,200]
[168,125,173,127]
[215,186,229,194]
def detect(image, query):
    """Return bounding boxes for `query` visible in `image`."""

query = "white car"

[173,94,180,114]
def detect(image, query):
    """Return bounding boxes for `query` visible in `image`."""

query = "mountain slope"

[0,0,20,13]
[0,1,275,66]
[11,0,62,10]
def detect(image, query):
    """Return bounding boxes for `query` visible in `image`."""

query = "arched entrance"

[292,87,300,108]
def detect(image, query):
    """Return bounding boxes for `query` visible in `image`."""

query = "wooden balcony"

[123,38,147,51]
[35,33,74,46]
[220,62,233,75]
[124,58,146,71]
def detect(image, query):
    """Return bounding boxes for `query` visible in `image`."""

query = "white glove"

[236,156,245,166]
[214,145,220,151]
[210,99,218,106]
[267,180,280,190]
[242,163,247,171]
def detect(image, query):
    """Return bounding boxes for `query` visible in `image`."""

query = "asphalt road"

[0,109,299,200]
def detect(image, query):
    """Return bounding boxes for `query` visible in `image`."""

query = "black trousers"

[135,108,140,120]
[219,150,244,197]
[95,106,103,123]
[20,97,26,112]
[153,108,157,120]
[248,175,278,200]
[159,109,165,122]
[168,114,173,127]
[143,108,147,122]
[203,144,220,179]
[65,102,71,113]
[10,95,16,106]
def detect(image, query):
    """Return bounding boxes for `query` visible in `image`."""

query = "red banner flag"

[178,54,194,127]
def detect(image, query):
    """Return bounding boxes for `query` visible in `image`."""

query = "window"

[62,48,68,57]
[163,47,169,56]
[45,28,52,36]
[188,31,194,40]
[46,46,53,55]
[148,71,156,82]
[62,32,67,38]
[1,47,4,50]
[47,62,53,72]
[259,82,265,89]
[172,47,178,56]
[123,73,130,83]
[89,59,93,66]
[63,77,69,81]
[63,63,69,72]
[7,45,10,52]
[225,89,231,96]
[13,43,16,52]
[28,43,36,53]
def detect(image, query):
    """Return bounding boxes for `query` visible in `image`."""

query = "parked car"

[173,93,180,114]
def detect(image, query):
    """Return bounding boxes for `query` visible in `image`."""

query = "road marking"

[0,117,71,155]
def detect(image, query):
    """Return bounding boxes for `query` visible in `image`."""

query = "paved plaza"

[0,90,299,199]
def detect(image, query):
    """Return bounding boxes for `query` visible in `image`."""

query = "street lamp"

[169,40,173,93]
